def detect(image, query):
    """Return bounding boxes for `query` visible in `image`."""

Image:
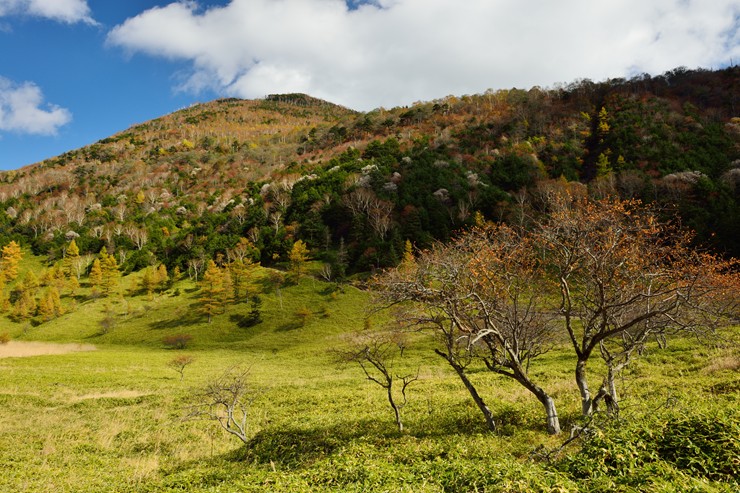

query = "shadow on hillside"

[275,320,303,332]
[161,419,386,475]
[208,413,501,466]
[163,411,531,482]
[228,313,263,330]
[238,418,398,467]
[148,310,203,330]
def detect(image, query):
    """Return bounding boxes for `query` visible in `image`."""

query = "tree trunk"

[576,358,593,416]
[387,387,403,433]
[516,374,561,435]
[540,394,561,435]
[595,365,620,416]
[436,350,496,432]
[606,367,620,413]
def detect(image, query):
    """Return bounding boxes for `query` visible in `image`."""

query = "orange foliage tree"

[536,198,739,416]
[373,198,738,435]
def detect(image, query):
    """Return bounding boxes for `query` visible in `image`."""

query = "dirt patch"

[0,341,97,359]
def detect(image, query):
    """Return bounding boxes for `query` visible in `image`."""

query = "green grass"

[0,256,738,492]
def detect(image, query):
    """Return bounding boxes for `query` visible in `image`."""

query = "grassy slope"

[0,255,738,492]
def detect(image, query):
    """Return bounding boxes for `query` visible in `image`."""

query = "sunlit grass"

[0,256,737,492]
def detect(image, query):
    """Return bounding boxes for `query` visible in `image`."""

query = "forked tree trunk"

[594,365,620,416]
[436,350,496,432]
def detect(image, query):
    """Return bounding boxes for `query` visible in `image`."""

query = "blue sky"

[1,0,738,171]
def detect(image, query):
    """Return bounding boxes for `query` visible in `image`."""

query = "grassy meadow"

[0,255,738,492]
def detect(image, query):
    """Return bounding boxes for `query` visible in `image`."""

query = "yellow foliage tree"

[199,260,230,323]
[139,267,157,299]
[289,240,309,277]
[64,239,80,279]
[0,241,23,282]
[89,259,103,295]
[38,287,64,321]
[100,251,120,297]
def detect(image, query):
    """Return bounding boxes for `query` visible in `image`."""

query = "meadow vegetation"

[0,249,737,492]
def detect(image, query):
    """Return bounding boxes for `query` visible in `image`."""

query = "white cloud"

[108,0,740,110]
[0,0,96,25]
[0,77,72,135]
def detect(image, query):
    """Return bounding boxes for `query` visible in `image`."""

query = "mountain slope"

[0,67,738,273]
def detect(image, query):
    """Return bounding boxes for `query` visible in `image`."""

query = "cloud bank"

[107,0,740,110]
[0,0,96,25]
[0,77,72,135]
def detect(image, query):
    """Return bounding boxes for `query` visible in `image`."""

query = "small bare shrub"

[0,332,10,344]
[336,330,418,433]
[185,365,255,445]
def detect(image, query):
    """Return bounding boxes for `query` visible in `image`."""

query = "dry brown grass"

[71,390,149,402]
[701,355,740,374]
[0,341,96,359]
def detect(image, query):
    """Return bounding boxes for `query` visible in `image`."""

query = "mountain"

[0,67,738,273]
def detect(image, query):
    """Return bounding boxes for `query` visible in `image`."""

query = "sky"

[0,0,738,171]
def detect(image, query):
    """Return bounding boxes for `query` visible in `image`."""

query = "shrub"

[0,332,10,344]
[558,407,740,487]
[294,307,312,327]
[163,333,193,349]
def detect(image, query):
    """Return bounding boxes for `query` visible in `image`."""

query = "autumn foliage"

[373,197,739,434]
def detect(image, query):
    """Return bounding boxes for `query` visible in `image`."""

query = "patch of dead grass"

[0,341,96,359]
[71,390,149,402]
[701,355,740,374]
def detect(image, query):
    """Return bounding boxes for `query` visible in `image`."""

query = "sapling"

[167,355,195,381]
[337,329,418,433]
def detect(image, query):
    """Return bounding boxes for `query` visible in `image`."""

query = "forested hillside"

[0,67,738,277]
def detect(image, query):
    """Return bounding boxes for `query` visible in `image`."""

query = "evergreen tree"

[67,275,80,296]
[140,267,157,299]
[38,287,64,321]
[0,274,7,312]
[156,264,169,291]
[229,258,257,302]
[12,272,39,321]
[596,152,612,177]
[401,240,415,267]
[12,289,36,321]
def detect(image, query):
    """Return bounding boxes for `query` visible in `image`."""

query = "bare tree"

[337,330,418,433]
[374,224,560,434]
[187,258,205,282]
[185,366,255,445]
[368,198,394,240]
[372,242,500,433]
